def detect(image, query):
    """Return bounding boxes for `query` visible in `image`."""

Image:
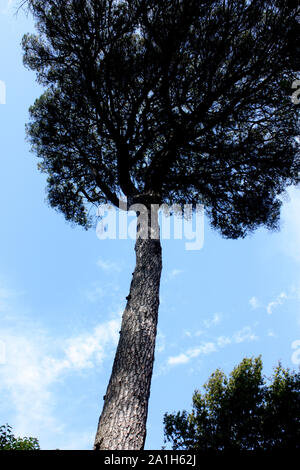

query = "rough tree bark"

[94,203,162,450]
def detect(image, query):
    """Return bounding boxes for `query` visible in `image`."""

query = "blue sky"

[0,1,300,450]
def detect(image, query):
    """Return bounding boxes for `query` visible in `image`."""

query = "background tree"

[0,424,40,450]
[22,0,300,449]
[164,357,300,450]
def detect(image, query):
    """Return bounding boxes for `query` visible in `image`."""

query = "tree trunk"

[94,205,162,450]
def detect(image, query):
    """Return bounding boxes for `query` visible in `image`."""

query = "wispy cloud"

[0,287,16,299]
[63,319,120,369]
[83,279,123,303]
[232,326,258,343]
[168,353,190,366]
[0,284,23,312]
[203,313,222,329]
[249,287,297,317]
[164,269,184,283]
[167,342,215,367]
[167,325,257,367]
[266,291,288,315]
[0,0,13,15]
[97,258,122,272]
[84,283,105,303]
[216,335,232,347]
[183,313,222,339]
[0,313,121,448]
[187,342,217,357]
[183,329,204,338]
[249,296,260,309]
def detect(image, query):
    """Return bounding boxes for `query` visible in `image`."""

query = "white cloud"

[266,291,287,315]
[0,0,13,15]
[203,313,222,329]
[169,269,183,279]
[195,329,204,337]
[97,258,121,272]
[188,342,216,357]
[167,353,190,366]
[0,314,121,448]
[249,296,260,309]
[167,341,219,367]
[84,284,105,303]
[0,330,61,441]
[63,319,120,369]
[184,330,192,338]
[233,326,258,343]
[0,287,16,299]
[183,329,203,338]
[164,269,184,283]
[84,280,124,304]
[166,325,257,367]
[0,284,23,313]
[217,335,232,347]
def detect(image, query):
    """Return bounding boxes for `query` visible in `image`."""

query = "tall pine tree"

[22,0,300,449]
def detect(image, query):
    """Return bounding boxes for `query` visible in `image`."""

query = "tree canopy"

[0,424,40,450]
[164,357,300,450]
[22,0,300,238]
